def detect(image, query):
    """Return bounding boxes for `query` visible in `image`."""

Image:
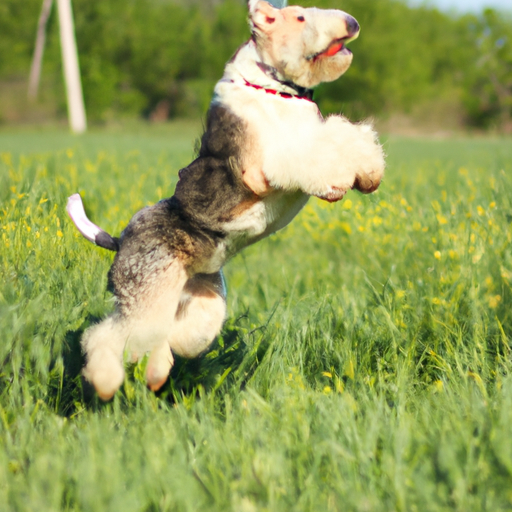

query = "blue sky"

[408,0,512,13]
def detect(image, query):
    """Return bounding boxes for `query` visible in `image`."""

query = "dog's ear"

[249,0,280,32]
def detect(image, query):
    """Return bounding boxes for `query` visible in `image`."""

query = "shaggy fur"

[67,0,385,400]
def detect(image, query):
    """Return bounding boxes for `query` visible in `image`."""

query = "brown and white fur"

[67,0,385,400]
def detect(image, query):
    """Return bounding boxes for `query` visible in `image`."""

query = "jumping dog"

[67,0,385,400]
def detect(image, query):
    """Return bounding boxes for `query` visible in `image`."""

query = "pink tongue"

[324,42,343,57]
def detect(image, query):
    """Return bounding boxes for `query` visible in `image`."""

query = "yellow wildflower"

[488,295,502,308]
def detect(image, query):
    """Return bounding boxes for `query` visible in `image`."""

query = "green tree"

[460,9,512,129]
[1,0,511,127]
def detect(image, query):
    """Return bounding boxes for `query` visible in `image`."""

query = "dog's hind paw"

[83,349,125,401]
[146,342,174,392]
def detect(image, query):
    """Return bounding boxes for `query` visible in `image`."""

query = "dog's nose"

[345,15,360,38]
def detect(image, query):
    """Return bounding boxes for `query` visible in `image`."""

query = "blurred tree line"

[0,0,511,130]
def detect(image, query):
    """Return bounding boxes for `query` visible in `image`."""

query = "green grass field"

[1,123,512,511]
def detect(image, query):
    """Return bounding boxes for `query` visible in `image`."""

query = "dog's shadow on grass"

[53,312,270,416]
[48,317,97,417]
[157,314,270,403]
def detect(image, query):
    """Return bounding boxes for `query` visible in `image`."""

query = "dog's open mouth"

[310,33,359,61]
[325,40,349,56]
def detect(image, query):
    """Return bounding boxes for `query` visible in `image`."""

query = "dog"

[67,0,385,400]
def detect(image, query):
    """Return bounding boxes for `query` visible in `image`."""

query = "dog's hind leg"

[170,271,227,358]
[83,258,190,399]
[146,341,174,392]
[81,314,128,400]
[145,271,227,390]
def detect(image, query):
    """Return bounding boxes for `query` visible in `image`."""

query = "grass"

[1,122,512,511]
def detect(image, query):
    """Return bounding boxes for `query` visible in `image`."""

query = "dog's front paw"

[323,116,385,195]
[315,185,349,203]
[353,166,384,194]
[351,125,385,194]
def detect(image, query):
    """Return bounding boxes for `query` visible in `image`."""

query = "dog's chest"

[222,190,309,255]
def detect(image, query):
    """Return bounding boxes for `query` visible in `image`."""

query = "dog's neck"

[222,40,314,101]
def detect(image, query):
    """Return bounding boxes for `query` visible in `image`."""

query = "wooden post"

[57,0,87,133]
[28,0,53,101]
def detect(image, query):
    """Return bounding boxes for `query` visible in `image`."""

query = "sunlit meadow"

[1,124,512,511]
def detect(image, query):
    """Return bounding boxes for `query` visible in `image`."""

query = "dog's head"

[248,0,359,89]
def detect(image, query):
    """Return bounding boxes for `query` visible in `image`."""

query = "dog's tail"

[66,193,119,252]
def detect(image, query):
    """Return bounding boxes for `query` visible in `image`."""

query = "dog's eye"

[297,15,305,22]
[265,16,275,24]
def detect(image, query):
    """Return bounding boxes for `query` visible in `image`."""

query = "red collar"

[243,79,315,102]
